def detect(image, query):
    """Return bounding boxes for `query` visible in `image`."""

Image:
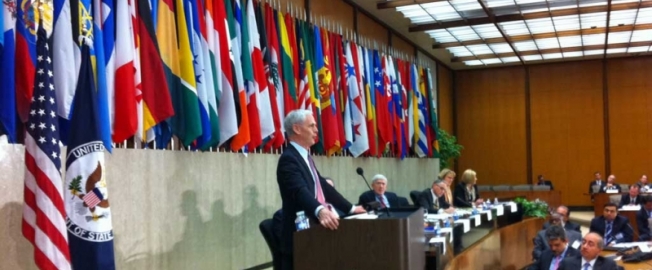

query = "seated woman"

[453,169,483,207]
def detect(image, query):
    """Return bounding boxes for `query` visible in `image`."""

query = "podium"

[294,208,425,270]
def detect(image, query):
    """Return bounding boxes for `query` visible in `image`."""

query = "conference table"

[424,201,534,270]
[483,190,562,209]
[602,250,652,269]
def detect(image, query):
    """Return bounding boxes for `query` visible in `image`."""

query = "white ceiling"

[355,0,652,69]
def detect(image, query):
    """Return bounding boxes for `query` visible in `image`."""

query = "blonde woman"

[453,169,483,207]
[438,169,455,205]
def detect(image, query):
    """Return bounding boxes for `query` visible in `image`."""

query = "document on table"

[494,205,504,216]
[454,219,470,233]
[472,215,481,226]
[344,213,378,219]
[440,227,453,243]
[429,237,447,254]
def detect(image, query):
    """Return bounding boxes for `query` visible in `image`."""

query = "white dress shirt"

[580,257,597,270]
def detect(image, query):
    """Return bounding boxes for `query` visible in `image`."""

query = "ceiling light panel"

[466,44,495,55]
[609,9,637,26]
[426,30,458,43]
[484,0,515,8]
[422,2,462,21]
[501,56,521,62]
[447,46,475,57]
[563,51,584,57]
[482,58,503,65]
[535,37,560,50]
[513,40,539,51]
[583,49,604,55]
[489,43,515,53]
[580,12,607,29]
[578,0,608,8]
[464,60,484,66]
[395,5,434,24]
[450,0,483,12]
[472,24,504,39]
[542,53,563,59]
[448,26,481,41]
[606,48,628,54]
[582,34,606,46]
[522,54,543,61]
[607,31,632,44]
[636,8,652,24]
[558,36,583,47]
[552,15,581,31]
[630,29,652,42]
[526,18,555,34]
[499,21,531,36]
[627,46,650,53]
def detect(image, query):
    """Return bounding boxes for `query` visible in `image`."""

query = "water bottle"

[295,211,310,231]
[472,207,479,216]
[453,212,459,221]
[494,197,499,205]
[444,218,451,228]
[434,220,441,235]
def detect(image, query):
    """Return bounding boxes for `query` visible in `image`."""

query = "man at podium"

[276,110,365,270]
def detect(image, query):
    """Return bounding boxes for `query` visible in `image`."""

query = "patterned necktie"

[552,256,561,270]
[605,222,613,244]
[377,195,386,208]
[307,155,326,205]
[583,262,590,270]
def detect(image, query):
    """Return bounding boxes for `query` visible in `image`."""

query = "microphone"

[356,167,390,217]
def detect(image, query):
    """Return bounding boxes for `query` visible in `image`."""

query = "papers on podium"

[345,213,378,219]
[620,205,641,211]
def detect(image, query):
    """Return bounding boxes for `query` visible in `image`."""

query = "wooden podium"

[294,209,425,270]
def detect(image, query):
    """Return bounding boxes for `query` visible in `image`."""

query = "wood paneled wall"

[530,61,605,206]
[453,56,652,206]
[438,65,454,134]
[455,67,527,186]
[608,57,652,185]
[310,0,354,30]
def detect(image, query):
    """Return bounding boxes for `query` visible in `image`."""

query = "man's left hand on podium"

[353,205,366,214]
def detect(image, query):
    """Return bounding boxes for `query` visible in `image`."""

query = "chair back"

[512,184,532,191]
[609,195,622,205]
[592,185,601,193]
[259,219,281,269]
[398,196,410,207]
[409,190,421,205]
[532,185,551,191]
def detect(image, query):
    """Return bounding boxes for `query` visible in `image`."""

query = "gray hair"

[544,225,567,242]
[432,179,444,186]
[371,174,387,184]
[283,109,313,137]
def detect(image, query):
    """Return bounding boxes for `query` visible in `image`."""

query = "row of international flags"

[0,0,440,159]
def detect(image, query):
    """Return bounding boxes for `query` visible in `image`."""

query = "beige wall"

[0,145,437,270]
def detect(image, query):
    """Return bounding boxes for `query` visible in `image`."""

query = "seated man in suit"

[559,232,618,270]
[588,171,603,195]
[599,174,621,193]
[536,174,554,190]
[276,110,366,270]
[543,205,582,233]
[529,225,580,270]
[589,202,634,246]
[418,179,455,214]
[636,196,652,241]
[533,213,582,261]
[638,175,650,192]
[618,184,641,208]
[357,174,401,209]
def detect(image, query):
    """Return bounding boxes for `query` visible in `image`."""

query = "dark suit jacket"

[532,228,582,261]
[543,221,582,233]
[636,207,652,241]
[600,183,622,193]
[357,190,400,208]
[589,215,634,244]
[417,188,450,213]
[529,246,579,270]
[536,180,554,190]
[276,144,353,255]
[453,183,480,208]
[589,180,603,194]
[618,194,640,208]
[558,255,618,270]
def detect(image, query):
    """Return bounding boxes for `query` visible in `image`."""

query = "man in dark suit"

[529,225,580,270]
[536,174,554,190]
[636,196,652,241]
[588,171,603,194]
[533,214,582,261]
[543,205,582,233]
[276,110,365,270]
[418,179,455,214]
[637,175,651,192]
[357,174,401,209]
[599,174,621,193]
[589,202,634,245]
[618,184,641,208]
[559,233,618,270]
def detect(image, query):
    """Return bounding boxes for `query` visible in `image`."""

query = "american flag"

[82,188,104,208]
[22,25,72,270]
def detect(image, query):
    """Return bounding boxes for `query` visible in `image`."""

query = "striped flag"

[413,64,429,157]
[227,0,251,151]
[345,41,368,157]
[425,67,440,157]
[22,25,71,270]
[0,3,16,142]
[261,2,284,149]
[113,0,138,142]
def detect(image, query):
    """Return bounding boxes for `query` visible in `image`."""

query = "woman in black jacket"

[453,169,483,207]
